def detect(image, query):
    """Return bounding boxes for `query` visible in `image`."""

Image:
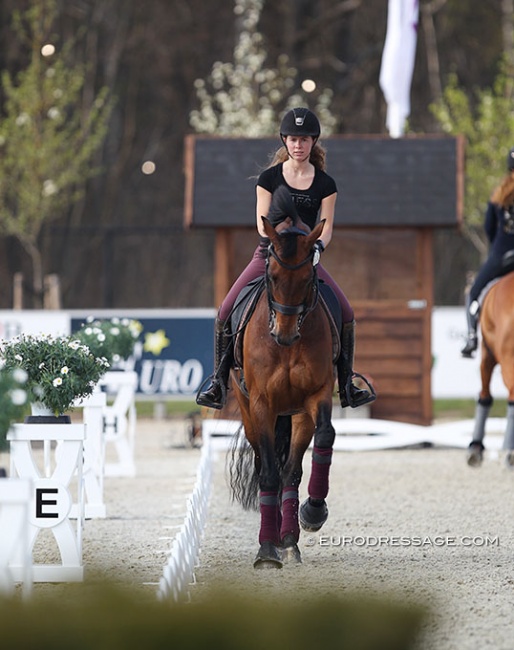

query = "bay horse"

[228,188,337,568]
[467,269,514,467]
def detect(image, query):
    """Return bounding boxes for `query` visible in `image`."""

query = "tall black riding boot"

[196,318,233,410]
[338,320,376,409]
[461,296,479,358]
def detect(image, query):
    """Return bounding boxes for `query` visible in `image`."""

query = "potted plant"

[75,317,142,367]
[0,334,110,420]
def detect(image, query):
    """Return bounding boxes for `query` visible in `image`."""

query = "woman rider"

[461,146,514,357]
[197,107,375,410]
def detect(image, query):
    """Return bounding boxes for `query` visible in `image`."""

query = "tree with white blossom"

[0,0,112,307]
[190,0,337,137]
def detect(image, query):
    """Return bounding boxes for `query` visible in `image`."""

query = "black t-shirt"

[257,163,337,230]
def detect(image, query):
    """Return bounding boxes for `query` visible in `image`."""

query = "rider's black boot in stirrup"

[196,318,233,410]
[461,297,479,358]
[338,320,376,409]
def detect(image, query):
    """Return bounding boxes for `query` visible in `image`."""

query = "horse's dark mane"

[267,186,310,259]
[267,186,300,228]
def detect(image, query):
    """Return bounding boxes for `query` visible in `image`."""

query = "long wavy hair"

[266,140,327,171]
[491,171,514,208]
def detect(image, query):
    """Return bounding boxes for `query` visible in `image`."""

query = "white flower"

[39,362,45,369]
[9,388,27,405]
[97,333,106,342]
[110,327,120,336]
[42,180,58,197]
[61,366,69,375]
[47,107,60,120]
[68,341,80,350]
[14,354,23,362]
[15,113,30,126]
[53,377,63,387]
[13,368,28,383]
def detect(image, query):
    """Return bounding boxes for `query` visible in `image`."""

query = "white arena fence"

[157,431,212,602]
[202,417,508,452]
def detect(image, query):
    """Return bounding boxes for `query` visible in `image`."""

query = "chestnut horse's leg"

[242,406,283,569]
[278,413,313,564]
[299,400,335,533]
[504,403,514,467]
[468,326,497,467]
[500,371,514,466]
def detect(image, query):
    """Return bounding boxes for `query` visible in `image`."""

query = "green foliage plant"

[0,334,110,416]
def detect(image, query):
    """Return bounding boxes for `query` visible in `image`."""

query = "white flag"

[379,0,419,138]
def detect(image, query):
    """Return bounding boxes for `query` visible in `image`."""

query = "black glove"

[313,239,325,265]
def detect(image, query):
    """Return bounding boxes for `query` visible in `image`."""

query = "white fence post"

[100,371,138,477]
[7,422,85,582]
[73,388,108,518]
[0,478,32,596]
[157,431,212,602]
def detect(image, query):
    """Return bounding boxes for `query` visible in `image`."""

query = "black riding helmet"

[507,147,514,171]
[280,108,320,147]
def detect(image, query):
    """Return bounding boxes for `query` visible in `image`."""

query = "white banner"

[431,307,507,399]
[0,311,70,341]
[379,0,419,138]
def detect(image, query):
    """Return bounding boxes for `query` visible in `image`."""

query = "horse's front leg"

[252,416,283,569]
[299,399,335,533]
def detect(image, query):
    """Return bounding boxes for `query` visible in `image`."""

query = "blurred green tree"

[0,0,112,307]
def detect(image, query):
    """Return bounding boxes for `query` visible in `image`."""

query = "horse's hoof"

[299,498,328,532]
[466,442,484,468]
[281,534,302,564]
[505,450,514,469]
[253,541,283,569]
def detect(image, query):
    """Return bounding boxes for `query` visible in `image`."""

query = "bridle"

[265,238,320,331]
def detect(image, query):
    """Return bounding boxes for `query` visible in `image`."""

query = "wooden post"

[13,273,23,310]
[214,229,233,308]
[43,274,61,309]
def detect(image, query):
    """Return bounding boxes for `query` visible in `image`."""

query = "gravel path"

[20,417,514,649]
[194,430,514,650]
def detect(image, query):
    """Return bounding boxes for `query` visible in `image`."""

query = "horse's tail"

[227,424,260,511]
[275,415,292,473]
[227,416,293,511]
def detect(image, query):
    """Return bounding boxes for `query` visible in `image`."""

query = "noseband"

[265,240,319,330]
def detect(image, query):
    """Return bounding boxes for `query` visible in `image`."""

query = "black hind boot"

[196,318,233,409]
[338,320,376,409]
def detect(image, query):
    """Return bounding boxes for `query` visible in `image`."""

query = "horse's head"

[262,214,324,346]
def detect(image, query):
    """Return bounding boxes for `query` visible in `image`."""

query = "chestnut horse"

[467,270,514,467]
[229,191,336,568]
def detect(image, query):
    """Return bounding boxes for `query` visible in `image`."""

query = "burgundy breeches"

[218,244,354,324]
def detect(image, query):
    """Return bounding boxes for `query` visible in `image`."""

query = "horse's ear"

[261,216,276,240]
[306,220,326,245]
